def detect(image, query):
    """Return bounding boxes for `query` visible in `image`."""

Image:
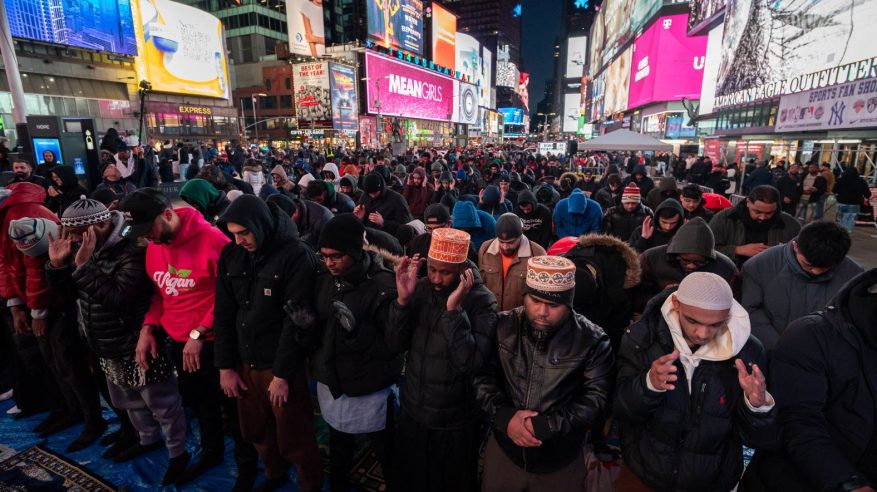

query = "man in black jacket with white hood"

[474,255,613,491]
[614,272,781,491]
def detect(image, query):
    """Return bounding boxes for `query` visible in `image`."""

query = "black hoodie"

[47,165,88,215]
[515,189,553,248]
[214,195,319,379]
[629,198,684,252]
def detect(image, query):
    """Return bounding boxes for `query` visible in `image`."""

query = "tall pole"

[375,79,381,150]
[0,0,29,143]
[252,95,259,145]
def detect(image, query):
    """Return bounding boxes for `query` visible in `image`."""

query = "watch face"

[190,329,200,339]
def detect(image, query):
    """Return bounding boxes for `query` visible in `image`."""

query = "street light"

[252,92,267,145]
[536,112,556,142]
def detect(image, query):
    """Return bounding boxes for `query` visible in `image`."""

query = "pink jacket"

[144,207,230,342]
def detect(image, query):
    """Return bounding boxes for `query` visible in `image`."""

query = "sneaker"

[5,405,21,415]
[161,451,191,486]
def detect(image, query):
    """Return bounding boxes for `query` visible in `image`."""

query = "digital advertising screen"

[716,0,877,107]
[687,0,726,35]
[365,51,454,122]
[431,2,456,69]
[588,8,605,77]
[294,62,331,124]
[329,63,358,131]
[33,138,64,165]
[452,81,479,125]
[133,0,231,99]
[367,0,424,56]
[497,61,519,88]
[498,107,523,124]
[627,14,707,109]
[566,36,588,79]
[455,32,480,83]
[603,47,631,116]
[698,24,724,116]
[4,0,137,55]
[563,93,581,133]
[287,0,326,57]
[479,48,493,108]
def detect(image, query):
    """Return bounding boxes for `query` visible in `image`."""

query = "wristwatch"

[189,329,203,340]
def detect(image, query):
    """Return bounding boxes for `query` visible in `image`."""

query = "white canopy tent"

[580,129,673,152]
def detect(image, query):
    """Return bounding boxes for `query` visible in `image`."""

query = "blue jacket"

[478,185,513,220]
[452,200,497,250]
[553,188,603,238]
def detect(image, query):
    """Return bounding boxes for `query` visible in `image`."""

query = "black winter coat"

[475,308,613,473]
[602,204,652,242]
[360,188,412,235]
[386,264,497,429]
[311,250,401,398]
[214,203,318,380]
[594,186,622,211]
[615,290,781,492]
[515,190,553,248]
[742,269,877,491]
[46,231,153,359]
[295,198,334,250]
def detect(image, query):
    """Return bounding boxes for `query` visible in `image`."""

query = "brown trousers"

[237,366,323,491]
[481,435,587,492]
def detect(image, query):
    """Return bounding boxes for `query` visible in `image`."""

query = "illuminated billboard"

[498,107,523,125]
[287,0,326,57]
[687,0,726,35]
[367,0,423,56]
[716,0,877,108]
[479,48,493,108]
[5,0,137,55]
[293,61,331,125]
[603,47,631,116]
[497,61,519,88]
[563,93,581,133]
[566,36,588,79]
[133,0,231,99]
[365,51,454,122]
[329,63,357,131]
[628,14,707,109]
[455,32,480,83]
[431,3,456,69]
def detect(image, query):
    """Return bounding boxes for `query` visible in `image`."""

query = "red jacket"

[0,182,58,311]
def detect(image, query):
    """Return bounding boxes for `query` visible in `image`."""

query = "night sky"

[522,0,564,111]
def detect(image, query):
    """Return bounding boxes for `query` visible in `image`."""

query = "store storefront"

[144,102,239,142]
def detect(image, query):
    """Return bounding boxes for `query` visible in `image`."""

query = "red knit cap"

[621,183,641,204]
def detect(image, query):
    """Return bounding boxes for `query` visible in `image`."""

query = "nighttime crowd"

[0,135,874,492]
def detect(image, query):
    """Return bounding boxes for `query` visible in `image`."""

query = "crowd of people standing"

[0,135,874,492]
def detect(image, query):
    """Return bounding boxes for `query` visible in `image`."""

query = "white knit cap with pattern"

[61,195,110,228]
[675,272,733,310]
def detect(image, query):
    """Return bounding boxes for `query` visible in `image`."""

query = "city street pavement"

[849,224,877,270]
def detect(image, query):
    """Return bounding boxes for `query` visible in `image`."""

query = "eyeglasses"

[317,252,347,264]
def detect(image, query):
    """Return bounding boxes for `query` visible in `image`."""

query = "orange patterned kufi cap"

[428,228,471,264]
[526,256,576,292]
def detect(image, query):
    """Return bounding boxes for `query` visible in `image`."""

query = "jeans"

[106,375,187,458]
[837,204,860,232]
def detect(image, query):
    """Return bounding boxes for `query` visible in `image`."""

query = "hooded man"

[709,185,801,267]
[432,171,458,205]
[52,195,189,484]
[213,195,323,492]
[741,269,877,492]
[306,179,355,214]
[625,164,655,198]
[354,172,412,235]
[180,178,231,225]
[553,188,603,238]
[452,200,497,251]
[631,198,685,253]
[603,183,653,242]
[514,189,553,249]
[270,165,297,196]
[46,165,88,216]
[339,174,363,203]
[478,184,514,220]
[741,220,863,350]
[312,214,400,492]
[268,194,333,251]
[646,177,679,211]
[402,166,435,220]
[637,217,738,311]
[388,228,498,492]
[679,184,715,222]
[614,272,781,491]
[120,188,258,486]
[594,174,623,211]
[478,213,547,312]
[475,255,613,491]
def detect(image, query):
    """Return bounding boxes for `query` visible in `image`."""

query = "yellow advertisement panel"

[432,3,456,70]
[132,0,231,99]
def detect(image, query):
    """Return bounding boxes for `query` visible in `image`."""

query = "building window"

[285,77,291,90]
[280,95,292,108]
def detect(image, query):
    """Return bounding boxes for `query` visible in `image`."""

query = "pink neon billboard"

[365,51,455,122]
[628,14,708,109]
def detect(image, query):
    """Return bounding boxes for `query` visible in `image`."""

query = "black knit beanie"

[318,213,365,259]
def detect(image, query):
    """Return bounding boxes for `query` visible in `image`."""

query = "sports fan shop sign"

[776,77,877,132]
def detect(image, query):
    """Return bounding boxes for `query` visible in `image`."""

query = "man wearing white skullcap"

[613,272,781,491]
[475,256,614,491]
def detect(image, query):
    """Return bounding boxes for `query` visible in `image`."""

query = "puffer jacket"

[741,269,877,491]
[615,289,781,492]
[46,211,153,359]
[594,185,622,211]
[386,264,498,429]
[602,203,653,241]
[553,188,603,238]
[294,198,334,250]
[630,198,684,253]
[311,247,401,398]
[709,199,802,266]
[478,235,546,312]
[214,197,319,380]
[741,242,863,350]
[360,182,413,235]
[474,308,613,473]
